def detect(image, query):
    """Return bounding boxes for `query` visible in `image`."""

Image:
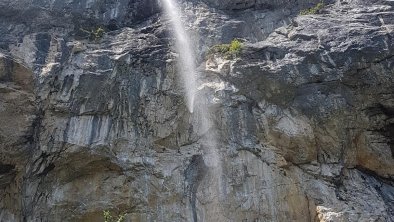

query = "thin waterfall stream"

[161,0,222,220]
[162,0,197,113]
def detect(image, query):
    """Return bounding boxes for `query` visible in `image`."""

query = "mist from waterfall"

[162,0,197,113]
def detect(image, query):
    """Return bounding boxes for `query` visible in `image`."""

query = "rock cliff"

[0,0,393,221]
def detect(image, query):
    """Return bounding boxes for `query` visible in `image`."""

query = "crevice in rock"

[355,166,394,185]
[354,53,394,74]
[0,164,15,175]
[355,167,394,219]
[236,146,262,158]
[0,164,16,188]
[184,155,208,222]
[363,103,394,158]
[37,163,55,177]
[384,123,394,158]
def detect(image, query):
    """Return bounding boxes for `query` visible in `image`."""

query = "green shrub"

[300,2,324,15]
[229,39,242,54]
[80,26,106,41]
[103,210,125,222]
[208,39,243,59]
[94,27,105,39]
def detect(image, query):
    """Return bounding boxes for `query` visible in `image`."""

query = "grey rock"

[0,0,393,221]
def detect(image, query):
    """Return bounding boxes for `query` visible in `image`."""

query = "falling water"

[161,0,222,221]
[162,0,197,113]
[161,0,220,167]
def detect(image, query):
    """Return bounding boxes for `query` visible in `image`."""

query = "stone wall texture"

[0,0,393,221]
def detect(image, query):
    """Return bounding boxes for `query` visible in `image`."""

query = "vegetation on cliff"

[208,39,243,59]
[300,2,324,15]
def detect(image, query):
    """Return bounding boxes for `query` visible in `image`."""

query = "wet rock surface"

[0,0,393,221]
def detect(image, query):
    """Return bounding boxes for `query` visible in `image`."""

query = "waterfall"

[161,0,222,221]
[161,0,220,167]
[162,0,197,113]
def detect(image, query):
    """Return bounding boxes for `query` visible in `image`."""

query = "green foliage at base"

[103,210,125,222]
[300,2,324,15]
[208,39,243,59]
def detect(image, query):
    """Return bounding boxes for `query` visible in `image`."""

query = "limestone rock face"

[203,0,325,10]
[0,53,36,221]
[0,0,393,221]
[0,0,160,27]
